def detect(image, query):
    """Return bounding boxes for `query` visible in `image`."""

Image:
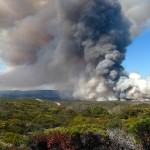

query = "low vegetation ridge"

[0,90,73,100]
[0,99,149,149]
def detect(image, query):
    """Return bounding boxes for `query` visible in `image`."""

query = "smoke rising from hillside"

[0,0,150,100]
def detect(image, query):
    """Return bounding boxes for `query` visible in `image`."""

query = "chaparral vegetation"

[0,99,149,150]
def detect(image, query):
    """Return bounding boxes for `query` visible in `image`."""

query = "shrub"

[91,106,110,117]
[141,109,150,118]
[47,133,74,150]
[31,133,74,150]
[69,115,94,126]
[1,132,23,146]
[122,118,139,131]
[45,124,106,137]
[129,118,150,150]
[0,120,6,130]
[119,108,142,119]
[31,132,126,150]
[107,119,122,129]
[31,135,48,150]
[79,106,109,118]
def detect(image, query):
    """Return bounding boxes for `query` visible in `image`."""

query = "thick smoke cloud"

[120,0,150,37]
[0,0,50,29]
[0,0,86,90]
[0,0,149,100]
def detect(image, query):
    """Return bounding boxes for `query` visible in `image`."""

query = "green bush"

[107,119,122,129]
[141,109,150,118]
[129,118,150,149]
[119,108,142,119]
[45,124,106,138]
[7,119,26,134]
[69,115,94,126]
[1,132,23,146]
[79,106,109,118]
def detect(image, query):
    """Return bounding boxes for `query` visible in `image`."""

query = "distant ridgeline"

[0,90,74,100]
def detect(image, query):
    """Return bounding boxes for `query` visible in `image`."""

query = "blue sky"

[0,60,7,73]
[123,28,150,78]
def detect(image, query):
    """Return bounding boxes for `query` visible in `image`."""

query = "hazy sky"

[123,28,150,78]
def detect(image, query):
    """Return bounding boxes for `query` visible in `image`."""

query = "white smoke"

[129,73,150,99]
[0,0,149,101]
[120,0,150,37]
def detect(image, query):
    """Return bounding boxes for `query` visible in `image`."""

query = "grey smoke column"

[73,0,131,100]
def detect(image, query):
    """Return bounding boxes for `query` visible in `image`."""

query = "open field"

[0,99,149,149]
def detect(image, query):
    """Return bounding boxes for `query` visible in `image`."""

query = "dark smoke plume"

[0,0,150,100]
[72,0,132,100]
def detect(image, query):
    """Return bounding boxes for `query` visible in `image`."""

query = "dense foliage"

[0,99,149,149]
[129,118,150,149]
